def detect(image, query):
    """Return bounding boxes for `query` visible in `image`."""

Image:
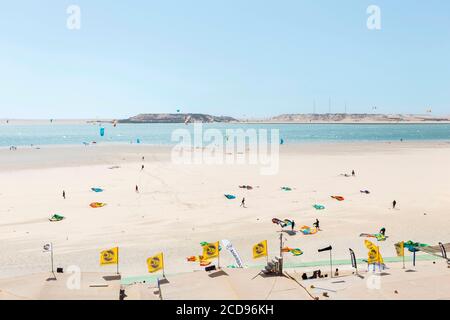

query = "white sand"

[0,142,449,299]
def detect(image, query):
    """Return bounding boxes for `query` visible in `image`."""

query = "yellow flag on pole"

[202,242,220,259]
[147,252,164,273]
[253,240,268,259]
[394,241,405,257]
[100,247,119,265]
[365,240,383,264]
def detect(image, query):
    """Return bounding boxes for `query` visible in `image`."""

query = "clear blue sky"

[0,0,449,119]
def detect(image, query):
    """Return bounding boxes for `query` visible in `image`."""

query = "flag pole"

[279,233,284,275]
[51,242,54,274]
[377,245,381,272]
[330,249,333,278]
[218,248,220,269]
[117,247,120,275]
[402,243,405,269]
[162,252,166,278]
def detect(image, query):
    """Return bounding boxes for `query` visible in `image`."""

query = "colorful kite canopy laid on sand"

[313,204,325,210]
[272,218,294,228]
[49,214,65,222]
[91,188,104,193]
[282,247,303,256]
[281,187,292,191]
[331,196,345,201]
[90,202,106,208]
[272,218,285,227]
[186,255,211,266]
[299,225,318,235]
[360,233,388,241]
[224,194,236,200]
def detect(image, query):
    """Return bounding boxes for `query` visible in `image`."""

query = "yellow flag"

[147,252,164,273]
[202,242,220,259]
[253,240,268,259]
[365,240,383,264]
[100,247,119,265]
[394,241,405,257]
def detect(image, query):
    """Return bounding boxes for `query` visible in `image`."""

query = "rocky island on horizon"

[119,113,237,123]
[118,112,450,124]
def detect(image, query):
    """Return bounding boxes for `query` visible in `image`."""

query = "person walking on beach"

[352,170,355,177]
[62,190,66,199]
[135,185,139,193]
[291,220,296,231]
[240,197,246,208]
[313,219,320,229]
[392,200,397,209]
[141,164,144,170]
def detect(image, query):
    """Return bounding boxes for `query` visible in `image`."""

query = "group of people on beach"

[341,170,356,177]
[136,156,145,193]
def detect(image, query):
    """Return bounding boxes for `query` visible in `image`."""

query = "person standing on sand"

[392,200,397,209]
[135,185,139,193]
[141,164,144,170]
[291,220,295,231]
[313,219,320,229]
[63,190,66,199]
[352,170,355,177]
[240,197,246,208]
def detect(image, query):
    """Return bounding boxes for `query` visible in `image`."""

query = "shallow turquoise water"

[1,123,450,147]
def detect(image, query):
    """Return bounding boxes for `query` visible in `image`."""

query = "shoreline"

[1,138,450,150]
[1,140,450,171]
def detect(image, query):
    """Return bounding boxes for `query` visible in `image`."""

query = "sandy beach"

[0,141,449,299]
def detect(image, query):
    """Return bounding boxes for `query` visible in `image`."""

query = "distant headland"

[118,113,237,124]
[2,113,450,125]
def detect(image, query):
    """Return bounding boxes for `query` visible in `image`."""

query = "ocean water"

[0,123,450,147]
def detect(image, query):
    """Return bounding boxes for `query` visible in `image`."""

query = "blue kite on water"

[91,188,104,193]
